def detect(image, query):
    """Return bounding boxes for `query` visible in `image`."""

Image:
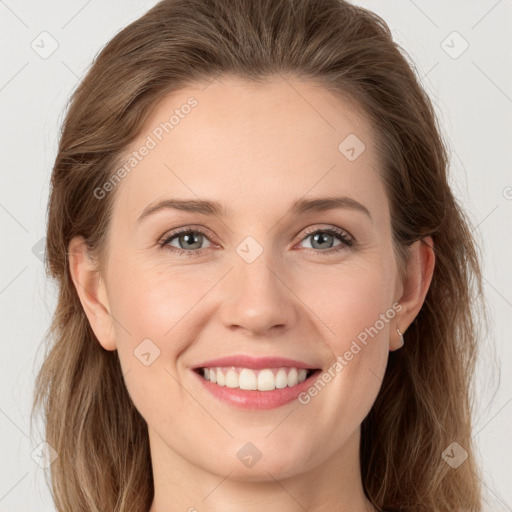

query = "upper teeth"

[202,367,310,391]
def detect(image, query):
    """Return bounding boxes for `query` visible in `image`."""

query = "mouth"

[193,366,320,391]
[190,354,323,409]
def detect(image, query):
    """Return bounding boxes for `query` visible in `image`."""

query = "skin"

[69,75,434,512]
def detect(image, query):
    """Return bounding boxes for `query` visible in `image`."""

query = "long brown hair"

[31,0,487,510]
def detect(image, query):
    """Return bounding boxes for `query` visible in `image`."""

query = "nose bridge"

[220,238,296,334]
[236,246,280,297]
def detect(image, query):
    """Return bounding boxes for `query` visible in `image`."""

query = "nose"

[218,249,299,337]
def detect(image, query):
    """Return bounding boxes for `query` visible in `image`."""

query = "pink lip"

[192,368,321,410]
[192,354,319,370]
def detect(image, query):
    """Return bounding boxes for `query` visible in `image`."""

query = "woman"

[32,0,486,510]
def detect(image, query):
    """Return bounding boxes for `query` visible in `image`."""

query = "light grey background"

[1,1,511,510]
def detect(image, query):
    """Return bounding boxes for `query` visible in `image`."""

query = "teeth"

[239,368,257,390]
[225,369,238,388]
[288,368,298,386]
[275,368,289,389]
[201,367,311,391]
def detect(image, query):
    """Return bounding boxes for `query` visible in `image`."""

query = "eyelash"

[158,225,354,258]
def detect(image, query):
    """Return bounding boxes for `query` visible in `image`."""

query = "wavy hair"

[31,0,487,510]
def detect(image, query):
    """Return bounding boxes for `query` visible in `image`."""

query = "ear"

[391,236,435,351]
[68,236,117,351]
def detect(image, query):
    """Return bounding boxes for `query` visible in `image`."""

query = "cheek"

[329,269,394,351]
[104,254,230,397]
[296,252,395,347]
[107,255,214,343]
[297,258,394,421]
[105,263,201,431]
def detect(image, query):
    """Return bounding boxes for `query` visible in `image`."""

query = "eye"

[158,225,354,257]
[159,227,213,257]
[297,226,354,255]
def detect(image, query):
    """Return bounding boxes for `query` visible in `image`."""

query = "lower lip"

[192,369,321,410]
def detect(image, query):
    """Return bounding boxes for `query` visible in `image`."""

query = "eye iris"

[179,232,202,250]
[166,228,348,253]
[311,232,334,250]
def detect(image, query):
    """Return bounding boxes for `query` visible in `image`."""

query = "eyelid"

[299,224,354,242]
[159,224,354,243]
[158,225,218,246]
[158,223,355,255]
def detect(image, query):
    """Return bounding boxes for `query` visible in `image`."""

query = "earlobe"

[68,236,117,351]
[391,236,435,351]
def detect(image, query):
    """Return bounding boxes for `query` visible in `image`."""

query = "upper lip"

[192,354,320,370]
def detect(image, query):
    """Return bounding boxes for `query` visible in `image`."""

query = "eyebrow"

[137,195,372,223]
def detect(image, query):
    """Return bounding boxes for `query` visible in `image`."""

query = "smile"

[197,366,317,391]
[193,366,322,410]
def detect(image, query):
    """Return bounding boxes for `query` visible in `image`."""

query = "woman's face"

[83,76,408,481]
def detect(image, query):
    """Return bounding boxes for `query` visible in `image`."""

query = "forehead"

[110,76,386,226]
